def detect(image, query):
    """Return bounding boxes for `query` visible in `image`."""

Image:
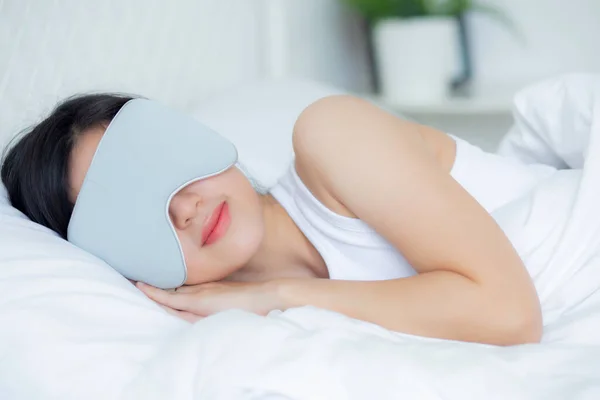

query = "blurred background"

[1,0,599,151]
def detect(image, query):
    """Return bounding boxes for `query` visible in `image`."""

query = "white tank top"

[268,136,557,281]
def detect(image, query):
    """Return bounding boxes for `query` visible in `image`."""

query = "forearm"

[275,271,542,346]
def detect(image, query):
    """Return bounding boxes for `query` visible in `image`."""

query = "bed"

[2,1,600,399]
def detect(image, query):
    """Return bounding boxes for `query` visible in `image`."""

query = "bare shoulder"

[292,96,358,217]
[291,95,456,218]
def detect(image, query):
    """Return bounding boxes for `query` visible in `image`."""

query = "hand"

[136,280,284,323]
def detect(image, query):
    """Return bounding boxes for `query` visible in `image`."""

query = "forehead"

[68,126,106,203]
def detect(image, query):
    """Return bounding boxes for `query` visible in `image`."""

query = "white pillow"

[0,183,7,206]
[0,165,189,399]
[0,79,342,399]
[192,79,344,188]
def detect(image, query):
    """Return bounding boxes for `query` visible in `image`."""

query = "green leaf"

[423,0,472,15]
[341,0,521,39]
[342,0,429,21]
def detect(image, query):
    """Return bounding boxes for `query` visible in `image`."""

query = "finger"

[158,304,203,323]
[136,282,194,311]
[170,281,226,293]
[172,285,205,294]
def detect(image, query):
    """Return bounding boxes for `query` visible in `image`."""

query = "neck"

[226,194,328,283]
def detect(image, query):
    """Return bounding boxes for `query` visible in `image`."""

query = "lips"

[201,202,229,246]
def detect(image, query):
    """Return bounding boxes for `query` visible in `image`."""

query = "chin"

[186,235,262,286]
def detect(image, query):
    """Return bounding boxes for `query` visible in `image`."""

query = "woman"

[1,93,552,346]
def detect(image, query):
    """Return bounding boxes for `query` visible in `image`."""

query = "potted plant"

[343,0,510,105]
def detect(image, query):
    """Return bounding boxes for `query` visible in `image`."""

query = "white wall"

[262,0,373,93]
[0,0,266,145]
[0,0,374,146]
[470,0,600,90]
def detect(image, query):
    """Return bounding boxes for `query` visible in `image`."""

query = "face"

[68,126,265,285]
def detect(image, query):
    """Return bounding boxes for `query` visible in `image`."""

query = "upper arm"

[292,95,533,289]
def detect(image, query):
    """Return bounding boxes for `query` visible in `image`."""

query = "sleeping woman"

[1,93,559,346]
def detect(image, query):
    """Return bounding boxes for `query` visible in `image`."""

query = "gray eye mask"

[67,99,238,289]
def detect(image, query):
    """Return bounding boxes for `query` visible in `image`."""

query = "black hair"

[1,93,135,239]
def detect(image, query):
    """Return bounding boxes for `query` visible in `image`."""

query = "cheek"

[177,201,265,285]
[177,168,266,284]
[181,209,266,285]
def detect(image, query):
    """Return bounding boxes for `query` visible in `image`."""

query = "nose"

[168,191,202,230]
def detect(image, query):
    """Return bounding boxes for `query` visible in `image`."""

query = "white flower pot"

[373,17,458,104]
